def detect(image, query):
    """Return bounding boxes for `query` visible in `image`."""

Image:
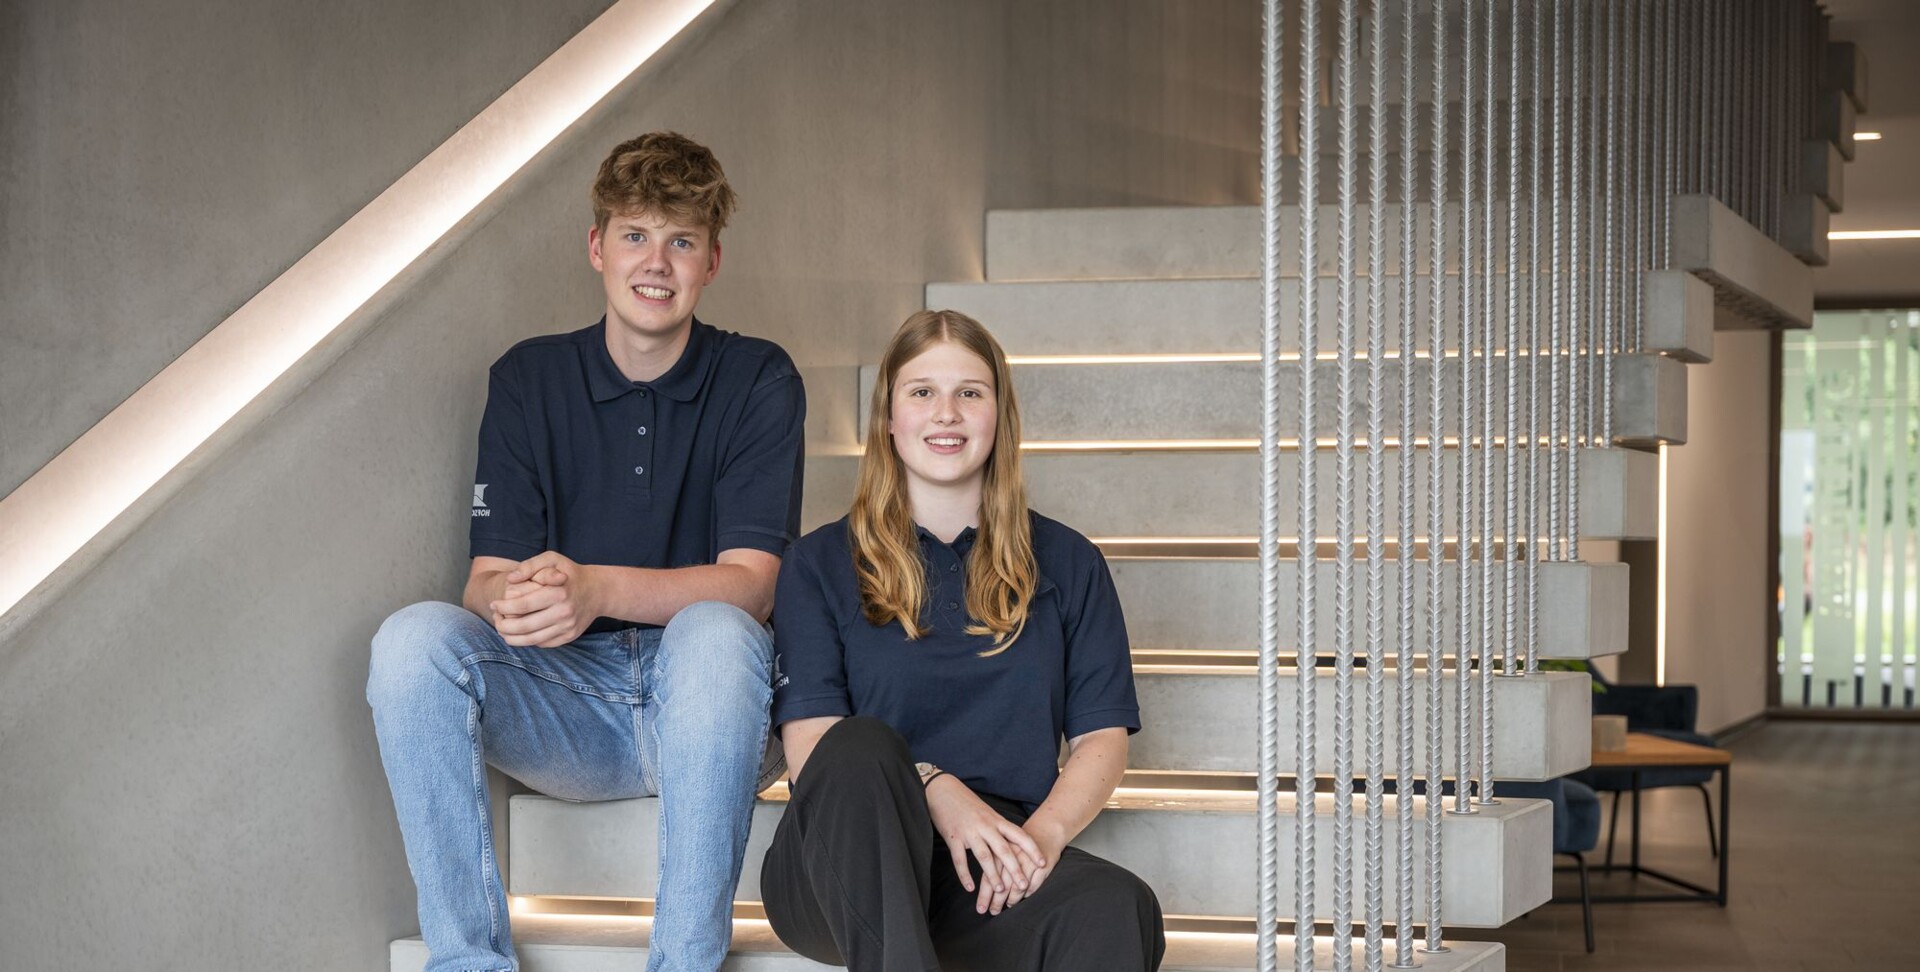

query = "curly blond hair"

[591,132,738,240]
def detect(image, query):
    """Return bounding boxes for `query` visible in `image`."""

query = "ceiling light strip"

[0,0,717,628]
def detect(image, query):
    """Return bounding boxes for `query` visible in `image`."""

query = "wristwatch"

[914,761,943,786]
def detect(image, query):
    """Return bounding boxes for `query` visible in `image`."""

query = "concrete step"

[509,788,1549,928]
[804,447,1657,542]
[928,273,1713,361]
[391,916,1505,971]
[856,355,1685,444]
[1110,557,1626,661]
[1669,193,1814,330]
[1132,668,1591,781]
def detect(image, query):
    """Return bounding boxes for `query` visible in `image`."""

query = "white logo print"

[472,484,491,517]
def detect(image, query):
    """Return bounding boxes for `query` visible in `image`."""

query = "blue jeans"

[367,600,781,972]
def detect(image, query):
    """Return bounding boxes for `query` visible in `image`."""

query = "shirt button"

[949,564,959,573]
[946,601,959,611]
[634,466,645,475]
[637,390,648,399]
[637,426,648,436]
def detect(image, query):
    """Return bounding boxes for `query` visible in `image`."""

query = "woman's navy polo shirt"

[469,318,805,632]
[771,511,1141,811]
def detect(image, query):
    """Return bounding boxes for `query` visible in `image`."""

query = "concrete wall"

[0,2,1259,968]
[1659,331,1776,734]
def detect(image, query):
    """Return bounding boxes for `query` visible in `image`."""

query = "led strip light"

[0,0,718,629]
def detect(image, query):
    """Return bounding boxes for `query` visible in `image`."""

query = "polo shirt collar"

[915,523,979,554]
[583,318,715,403]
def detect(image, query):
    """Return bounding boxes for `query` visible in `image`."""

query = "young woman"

[760,310,1165,972]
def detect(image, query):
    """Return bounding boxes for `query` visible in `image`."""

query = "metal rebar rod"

[1332,0,1360,963]
[1525,0,1545,677]
[1569,0,1588,553]
[1475,0,1500,806]
[1362,2,1390,967]
[1597,0,1612,441]
[1422,0,1450,952]
[1255,0,1284,968]
[1502,0,1523,684]
[1453,0,1480,818]
[1549,0,1566,564]
[1658,0,1674,269]
[1295,1,1323,966]
[1632,0,1647,353]
[1392,2,1421,963]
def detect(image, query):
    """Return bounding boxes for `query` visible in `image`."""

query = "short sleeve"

[469,365,547,561]
[1061,544,1142,739]
[770,544,853,727]
[714,369,806,557]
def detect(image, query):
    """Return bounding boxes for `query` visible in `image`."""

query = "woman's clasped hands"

[925,775,1065,916]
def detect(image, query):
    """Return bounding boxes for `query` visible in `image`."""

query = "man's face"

[588,210,721,345]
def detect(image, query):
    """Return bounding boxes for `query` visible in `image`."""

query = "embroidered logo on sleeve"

[471,484,490,517]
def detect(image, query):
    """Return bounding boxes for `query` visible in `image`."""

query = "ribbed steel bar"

[1597,0,1612,441]
[1392,2,1420,962]
[1362,0,1390,966]
[1332,0,1360,962]
[1631,0,1647,353]
[1454,0,1480,818]
[1421,0,1449,951]
[1255,0,1283,967]
[1525,0,1545,676]
[1295,0,1322,965]
[1658,0,1674,269]
[1543,0,1559,560]
[1502,0,1523,683]
[1475,0,1499,806]
[1568,0,1588,552]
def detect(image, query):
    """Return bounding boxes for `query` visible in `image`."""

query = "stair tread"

[390,916,1506,971]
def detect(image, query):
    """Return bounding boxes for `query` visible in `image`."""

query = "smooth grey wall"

[0,0,620,499]
[0,2,1259,968]
[1662,330,1775,733]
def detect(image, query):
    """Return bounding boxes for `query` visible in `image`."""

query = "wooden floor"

[1454,721,1920,970]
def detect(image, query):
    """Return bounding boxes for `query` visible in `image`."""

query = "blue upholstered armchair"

[1572,670,1720,863]
[1503,778,1603,953]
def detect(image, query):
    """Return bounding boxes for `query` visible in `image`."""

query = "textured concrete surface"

[0,2,1262,969]
[511,789,1552,927]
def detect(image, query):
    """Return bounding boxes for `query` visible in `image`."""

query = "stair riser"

[508,795,1551,928]
[803,449,1657,541]
[930,275,1709,360]
[1132,671,1592,781]
[1110,558,1628,661]
[857,356,1682,443]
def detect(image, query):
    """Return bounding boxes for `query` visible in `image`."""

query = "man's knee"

[366,600,478,708]
[658,601,774,697]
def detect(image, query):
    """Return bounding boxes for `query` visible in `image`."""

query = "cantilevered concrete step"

[1669,194,1815,329]
[856,356,1685,444]
[390,917,1505,971]
[1132,668,1590,781]
[803,448,1656,542]
[510,789,1549,928]
[1111,558,1626,661]
[929,274,1714,361]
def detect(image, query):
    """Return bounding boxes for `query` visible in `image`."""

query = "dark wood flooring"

[1454,721,1920,970]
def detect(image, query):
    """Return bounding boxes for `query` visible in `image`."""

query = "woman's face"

[888,340,999,496]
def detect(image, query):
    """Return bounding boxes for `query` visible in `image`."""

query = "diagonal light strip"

[0,0,717,626]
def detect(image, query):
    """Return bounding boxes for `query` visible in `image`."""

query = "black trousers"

[760,717,1166,972]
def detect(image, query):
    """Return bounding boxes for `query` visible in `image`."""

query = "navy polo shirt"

[469,318,805,632]
[771,511,1141,811]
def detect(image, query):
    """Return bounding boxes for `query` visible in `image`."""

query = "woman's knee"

[799,717,913,788]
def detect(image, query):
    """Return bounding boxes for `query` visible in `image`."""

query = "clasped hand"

[925,775,1067,916]
[489,551,599,648]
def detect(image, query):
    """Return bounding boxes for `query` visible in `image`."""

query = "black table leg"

[1716,764,1730,907]
[1630,770,1642,875]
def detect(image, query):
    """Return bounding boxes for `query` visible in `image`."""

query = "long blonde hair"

[849,310,1036,655]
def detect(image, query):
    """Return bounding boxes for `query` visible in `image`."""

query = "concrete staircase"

[387,192,1814,968]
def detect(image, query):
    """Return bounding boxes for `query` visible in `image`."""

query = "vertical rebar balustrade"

[1247,1,1828,966]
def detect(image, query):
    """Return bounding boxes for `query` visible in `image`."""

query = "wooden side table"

[1587,731,1732,905]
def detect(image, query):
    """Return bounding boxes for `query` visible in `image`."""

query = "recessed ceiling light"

[1854,131,1883,140]
[1828,229,1920,240]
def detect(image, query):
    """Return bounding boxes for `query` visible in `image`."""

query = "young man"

[368,132,805,972]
